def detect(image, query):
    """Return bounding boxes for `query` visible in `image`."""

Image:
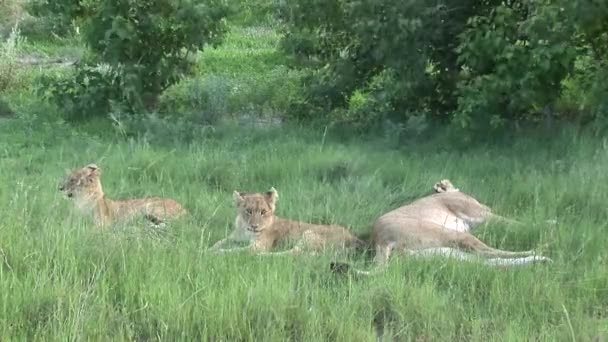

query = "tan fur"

[211,187,363,255]
[333,179,550,276]
[59,164,186,227]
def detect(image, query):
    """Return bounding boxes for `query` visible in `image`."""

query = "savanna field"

[1,0,608,340]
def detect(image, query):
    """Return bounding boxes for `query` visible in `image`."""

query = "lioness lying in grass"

[59,164,186,228]
[331,179,552,276]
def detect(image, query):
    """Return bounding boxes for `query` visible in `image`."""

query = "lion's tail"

[333,231,381,276]
[330,261,387,277]
[350,231,373,254]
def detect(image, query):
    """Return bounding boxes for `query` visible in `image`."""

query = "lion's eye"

[246,209,253,215]
[261,209,267,215]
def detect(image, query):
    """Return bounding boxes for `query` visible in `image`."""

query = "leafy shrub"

[281,0,608,135]
[26,0,89,37]
[37,0,230,119]
[84,0,229,105]
[238,66,304,116]
[279,0,476,126]
[559,55,608,131]
[37,63,122,121]
[453,2,578,131]
[327,69,399,131]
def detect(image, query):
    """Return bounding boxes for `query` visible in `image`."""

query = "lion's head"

[233,187,278,233]
[59,164,104,200]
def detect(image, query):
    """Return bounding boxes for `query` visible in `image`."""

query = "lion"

[211,187,364,255]
[331,179,551,276]
[59,163,187,228]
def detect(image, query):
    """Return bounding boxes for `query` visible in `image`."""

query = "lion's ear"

[85,164,101,176]
[441,179,459,192]
[433,179,458,193]
[233,191,245,204]
[265,187,278,209]
[433,181,446,193]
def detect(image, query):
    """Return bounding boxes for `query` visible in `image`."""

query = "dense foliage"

[27,0,91,36]
[33,0,230,119]
[280,0,608,133]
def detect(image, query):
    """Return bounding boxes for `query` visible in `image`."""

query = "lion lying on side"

[211,187,363,255]
[59,164,187,228]
[331,179,551,276]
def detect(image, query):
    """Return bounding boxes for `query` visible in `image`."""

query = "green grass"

[197,26,286,76]
[159,25,303,121]
[19,37,84,61]
[1,115,607,340]
[1,5,607,340]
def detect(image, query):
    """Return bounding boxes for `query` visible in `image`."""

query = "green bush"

[26,0,90,37]
[280,0,608,134]
[453,1,578,131]
[279,0,478,126]
[37,63,121,120]
[37,0,230,119]
[559,54,608,132]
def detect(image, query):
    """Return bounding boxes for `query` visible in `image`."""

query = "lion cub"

[59,164,186,227]
[211,187,363,255]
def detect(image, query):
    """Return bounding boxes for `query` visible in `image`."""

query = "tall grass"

[0,24,25,92]
[1,116,607,340]
[1,4,607,340]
